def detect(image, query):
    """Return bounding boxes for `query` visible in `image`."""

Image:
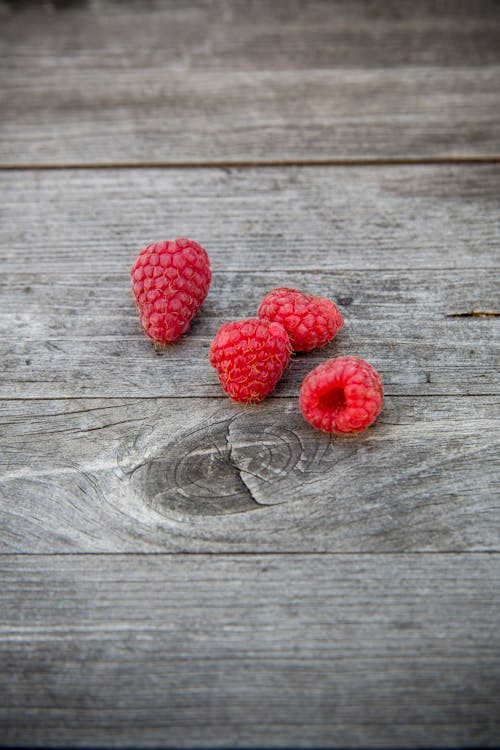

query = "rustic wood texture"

[1,0,500,165]
[1,554,500,748]
[2,67,500,165]
[2,165,500,272]
[1,395,498,553]
[3,0,500,70]
[1,267,498,398]
[1,1,500,747]
[1,166,498,401]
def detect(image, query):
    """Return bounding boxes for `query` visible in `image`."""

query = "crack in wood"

[123,411,347,520]
[224,422,262,509]
[127,419,261,519]
[446,311,500,318]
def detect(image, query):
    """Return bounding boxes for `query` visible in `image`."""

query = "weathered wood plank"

[2,0,500,71]
[2,269,498,339]
[1,165,499,272]
[1,6,498,749]
[1,167,498,397]
[1,319,497,398]
[3,270,499,399]
[1,0,499,164]
[2,263,498,397]
[0,396,498,552]
[2,67,499,165]
[1,553,499,747]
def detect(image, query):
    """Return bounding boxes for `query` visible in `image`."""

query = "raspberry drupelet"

[258,287,343,352]
[209,318,291,403]
[131,238,211,345]
[299,356,383,434]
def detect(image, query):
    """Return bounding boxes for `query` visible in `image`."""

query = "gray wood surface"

[1,553,499,748]
[1,0,500,165]
[2,67,499,165]
[2,317,498,397]
[3,0,500,70]
[1,166,498,400]
[1,1,499,747]
[2,166,499,272]
[1,395,498,553]
[1,269,498,397]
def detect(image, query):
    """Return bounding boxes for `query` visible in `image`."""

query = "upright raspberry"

[209,318,291,403]
[258,287,343,352]
[299,356,383,434]
[131,238,211,345]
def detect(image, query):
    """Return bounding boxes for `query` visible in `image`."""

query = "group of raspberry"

[131,238,383,434]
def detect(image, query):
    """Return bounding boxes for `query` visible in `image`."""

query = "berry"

[299,356,383,434]
[209,318,291,403]
[258,287,343,352]
[131,238,211,345]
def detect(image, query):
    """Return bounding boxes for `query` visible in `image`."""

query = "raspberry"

[131,238,211,345]
[209,318,291,403]
[299,356,383,434]
[258,287,343,352]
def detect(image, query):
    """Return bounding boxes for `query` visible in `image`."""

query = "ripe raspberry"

[131,238,211,345]
[258,287,343,352]
[209,318,291,403]
[299,356,383,434]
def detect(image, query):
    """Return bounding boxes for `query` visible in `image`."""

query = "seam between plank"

[1,157,500,171]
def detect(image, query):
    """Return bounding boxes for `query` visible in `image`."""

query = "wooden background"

[1,0,499,746]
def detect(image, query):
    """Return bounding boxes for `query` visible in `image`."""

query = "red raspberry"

[131,238,211,345]
[299,356,383,434]
[209,318,291,403]
[258,287,343,352]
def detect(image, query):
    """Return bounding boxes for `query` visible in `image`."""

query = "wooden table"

[1,1,499,747]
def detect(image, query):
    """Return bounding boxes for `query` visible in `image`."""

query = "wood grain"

[2,0,500,71]
[2,268,499,339]
[0,159,498,553]
[1,553,499,747]
[2,2,499,747]
[1,318,497,399]
[2,167,499,399]
[2,67,499,165]
[1,0,500,165]
[1,165,499,272]
[2,265,498,397]
[1,395,498,553]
